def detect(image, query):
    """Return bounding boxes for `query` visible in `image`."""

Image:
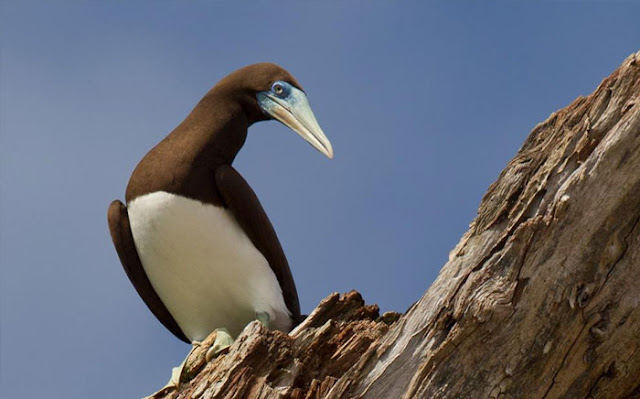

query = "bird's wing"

[215,165,302,324]
[107,200,189,343]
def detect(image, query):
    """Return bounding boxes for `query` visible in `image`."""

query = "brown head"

[125,63,332,204]
[206,62,333,158]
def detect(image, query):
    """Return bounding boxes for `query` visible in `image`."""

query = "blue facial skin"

[255,79,333,159]
[257,81,304,116]
[270,81,292,99]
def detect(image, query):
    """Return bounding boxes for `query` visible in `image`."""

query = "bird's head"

[217,63,333,159]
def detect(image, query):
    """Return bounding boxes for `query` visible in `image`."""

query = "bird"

[107,63,332,387]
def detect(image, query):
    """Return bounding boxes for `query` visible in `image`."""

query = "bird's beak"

[257,87,333,159]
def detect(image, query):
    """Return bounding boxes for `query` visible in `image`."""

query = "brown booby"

[107,63,332,382]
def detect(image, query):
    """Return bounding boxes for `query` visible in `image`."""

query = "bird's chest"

[126,191,287,340]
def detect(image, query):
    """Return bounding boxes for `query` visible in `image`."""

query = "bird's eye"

[271,81,290,98]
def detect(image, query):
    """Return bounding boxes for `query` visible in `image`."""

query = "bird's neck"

[125,89,264,204]
[167,91,250,167]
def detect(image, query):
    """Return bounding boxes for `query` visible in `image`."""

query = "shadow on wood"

[149,51,640,399]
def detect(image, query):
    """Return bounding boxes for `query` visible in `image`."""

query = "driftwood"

[149,51,640,399]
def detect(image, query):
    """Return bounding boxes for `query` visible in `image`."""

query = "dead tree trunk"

[150,51,640,399]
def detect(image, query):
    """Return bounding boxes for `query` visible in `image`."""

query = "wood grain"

[148,51,640,399]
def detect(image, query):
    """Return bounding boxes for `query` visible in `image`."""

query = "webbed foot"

[205,328,234,362]
[143,341,201,398]
[255,311,271,328]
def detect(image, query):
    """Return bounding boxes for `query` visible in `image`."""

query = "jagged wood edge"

[150,51,640,399]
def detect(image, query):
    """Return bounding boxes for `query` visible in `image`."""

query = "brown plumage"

[108,63,313,343]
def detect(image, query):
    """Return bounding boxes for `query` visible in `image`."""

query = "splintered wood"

[149,51,640,399]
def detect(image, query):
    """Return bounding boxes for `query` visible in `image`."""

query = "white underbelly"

[127,191,291,341]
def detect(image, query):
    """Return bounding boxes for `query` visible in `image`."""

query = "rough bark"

[149,51,640,399]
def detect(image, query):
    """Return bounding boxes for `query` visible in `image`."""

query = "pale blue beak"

[257,84,333,159]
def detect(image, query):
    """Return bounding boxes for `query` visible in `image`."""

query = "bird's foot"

[142,342,202,399]
[143,329,236,398]
[255,311,271,328]
[205,328,234,362]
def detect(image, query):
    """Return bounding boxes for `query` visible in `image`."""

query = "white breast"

[127,191,291,341]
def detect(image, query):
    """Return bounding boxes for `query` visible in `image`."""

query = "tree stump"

[149,51,640,399]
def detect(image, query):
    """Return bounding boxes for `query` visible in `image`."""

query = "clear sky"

[1,2,639,398]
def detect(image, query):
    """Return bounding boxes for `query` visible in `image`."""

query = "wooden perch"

[149,51,640,399]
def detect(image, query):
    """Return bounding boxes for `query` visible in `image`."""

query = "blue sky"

[1,2,639,398]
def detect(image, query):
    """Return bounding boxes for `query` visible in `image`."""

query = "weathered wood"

[149,51,640,399]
